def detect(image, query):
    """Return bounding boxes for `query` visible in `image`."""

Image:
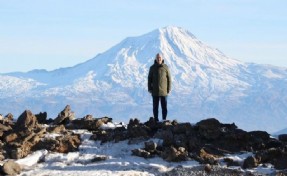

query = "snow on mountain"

[1,26,287,133]
[273,128,287,135]
[0,75,45,97]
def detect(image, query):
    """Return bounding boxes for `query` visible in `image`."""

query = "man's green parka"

[148,61,171,96]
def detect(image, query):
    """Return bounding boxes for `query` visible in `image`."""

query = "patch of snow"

[99,122,126,130]
[263,70,284,79]
[16,150,48,169]
[44,133,62,139]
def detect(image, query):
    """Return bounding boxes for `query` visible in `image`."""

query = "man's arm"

[148,67,153,93]
[167,67,171,94]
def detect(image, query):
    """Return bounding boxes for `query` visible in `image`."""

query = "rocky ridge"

[0,105,287,175]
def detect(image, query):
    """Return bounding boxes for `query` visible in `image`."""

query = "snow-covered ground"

[12,129,275,176]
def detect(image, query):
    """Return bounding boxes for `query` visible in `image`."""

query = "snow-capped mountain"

[1,26,287,133]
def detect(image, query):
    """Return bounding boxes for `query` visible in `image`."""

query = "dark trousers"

[152,96,168,121]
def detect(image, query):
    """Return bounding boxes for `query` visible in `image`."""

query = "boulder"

[56,134,81,153]
[0,123,12,132]
[69,117,112,131]
[90,130,111,143]
[144,141,157,152]
[15,110,38,130]
[144,117,158,130]
[83,114,93,120]
[0,152,5,161]
[32,138,59,152]
[198,148,218,165]
[248,131,270,150]
[5,113,14,121]
[33,133,81,153]
[8,140,35,159]
[5,133,18,143]
[174,134,188,148]
[113,126,128,142]
[243,156,259,169]
[266,139,282,149]
[274,153,287,170]
[187,136,201,152]
[132,148,151,158]
[223,158,241,167]
[204,164,212,173]
[196,118,221,140]
[91,155,108,162]
[278,134,287,142]
[172,122,192,135]
[248,131,270,141]
[127,123,150,139]
[47,125,66,134]
[5,127,46,159]
[255,148,282,163]
[53,105,75,125]
[213,128,250,153]
[162,146,189,162]
[35,112,47,124]
[1,160,21,175]
[154,129,173,147]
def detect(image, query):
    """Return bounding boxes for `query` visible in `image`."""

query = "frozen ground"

[14,129,275,176]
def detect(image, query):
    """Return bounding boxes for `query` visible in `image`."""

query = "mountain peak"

[137,26,241,70]
[158,26,196,38]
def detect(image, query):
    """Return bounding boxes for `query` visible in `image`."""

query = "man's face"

[156,54,163,64]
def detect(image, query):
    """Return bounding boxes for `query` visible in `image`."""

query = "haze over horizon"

[0,0,286,73]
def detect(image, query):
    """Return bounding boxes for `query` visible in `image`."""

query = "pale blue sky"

[0,0,286,73]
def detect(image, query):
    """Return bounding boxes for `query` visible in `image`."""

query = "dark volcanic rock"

[243,156,259,169]
[15,110,38,130]
[5,113,14,121]
[172,122,193,135]
[196,118,221,140]
[0,123,11,132]
[35,112,48,124]
[278,134,287,142]
[154,129,174,147]
[144,141,157,152]
[132,148,151,158]
[4,132,18,143]
[91,155,108,162]
[56,133,81,153]
[162,146,189,162]
[223,158,241,167]
[53,105,75,125]
[274,153,287,170]
[33,133,81,153]
[47,125,66,134]
[6,127,46,159]
[127,118,150,139]
[197,148,218,165]
[69,116,112,131]
[1,107,286,174]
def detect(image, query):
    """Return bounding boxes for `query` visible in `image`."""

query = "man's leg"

[161,96,168,120]
[153,96,160,121]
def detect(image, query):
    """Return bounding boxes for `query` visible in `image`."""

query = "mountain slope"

[1,26,287,133]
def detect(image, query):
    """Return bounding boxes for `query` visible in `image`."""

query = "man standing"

[148,53,172,122]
